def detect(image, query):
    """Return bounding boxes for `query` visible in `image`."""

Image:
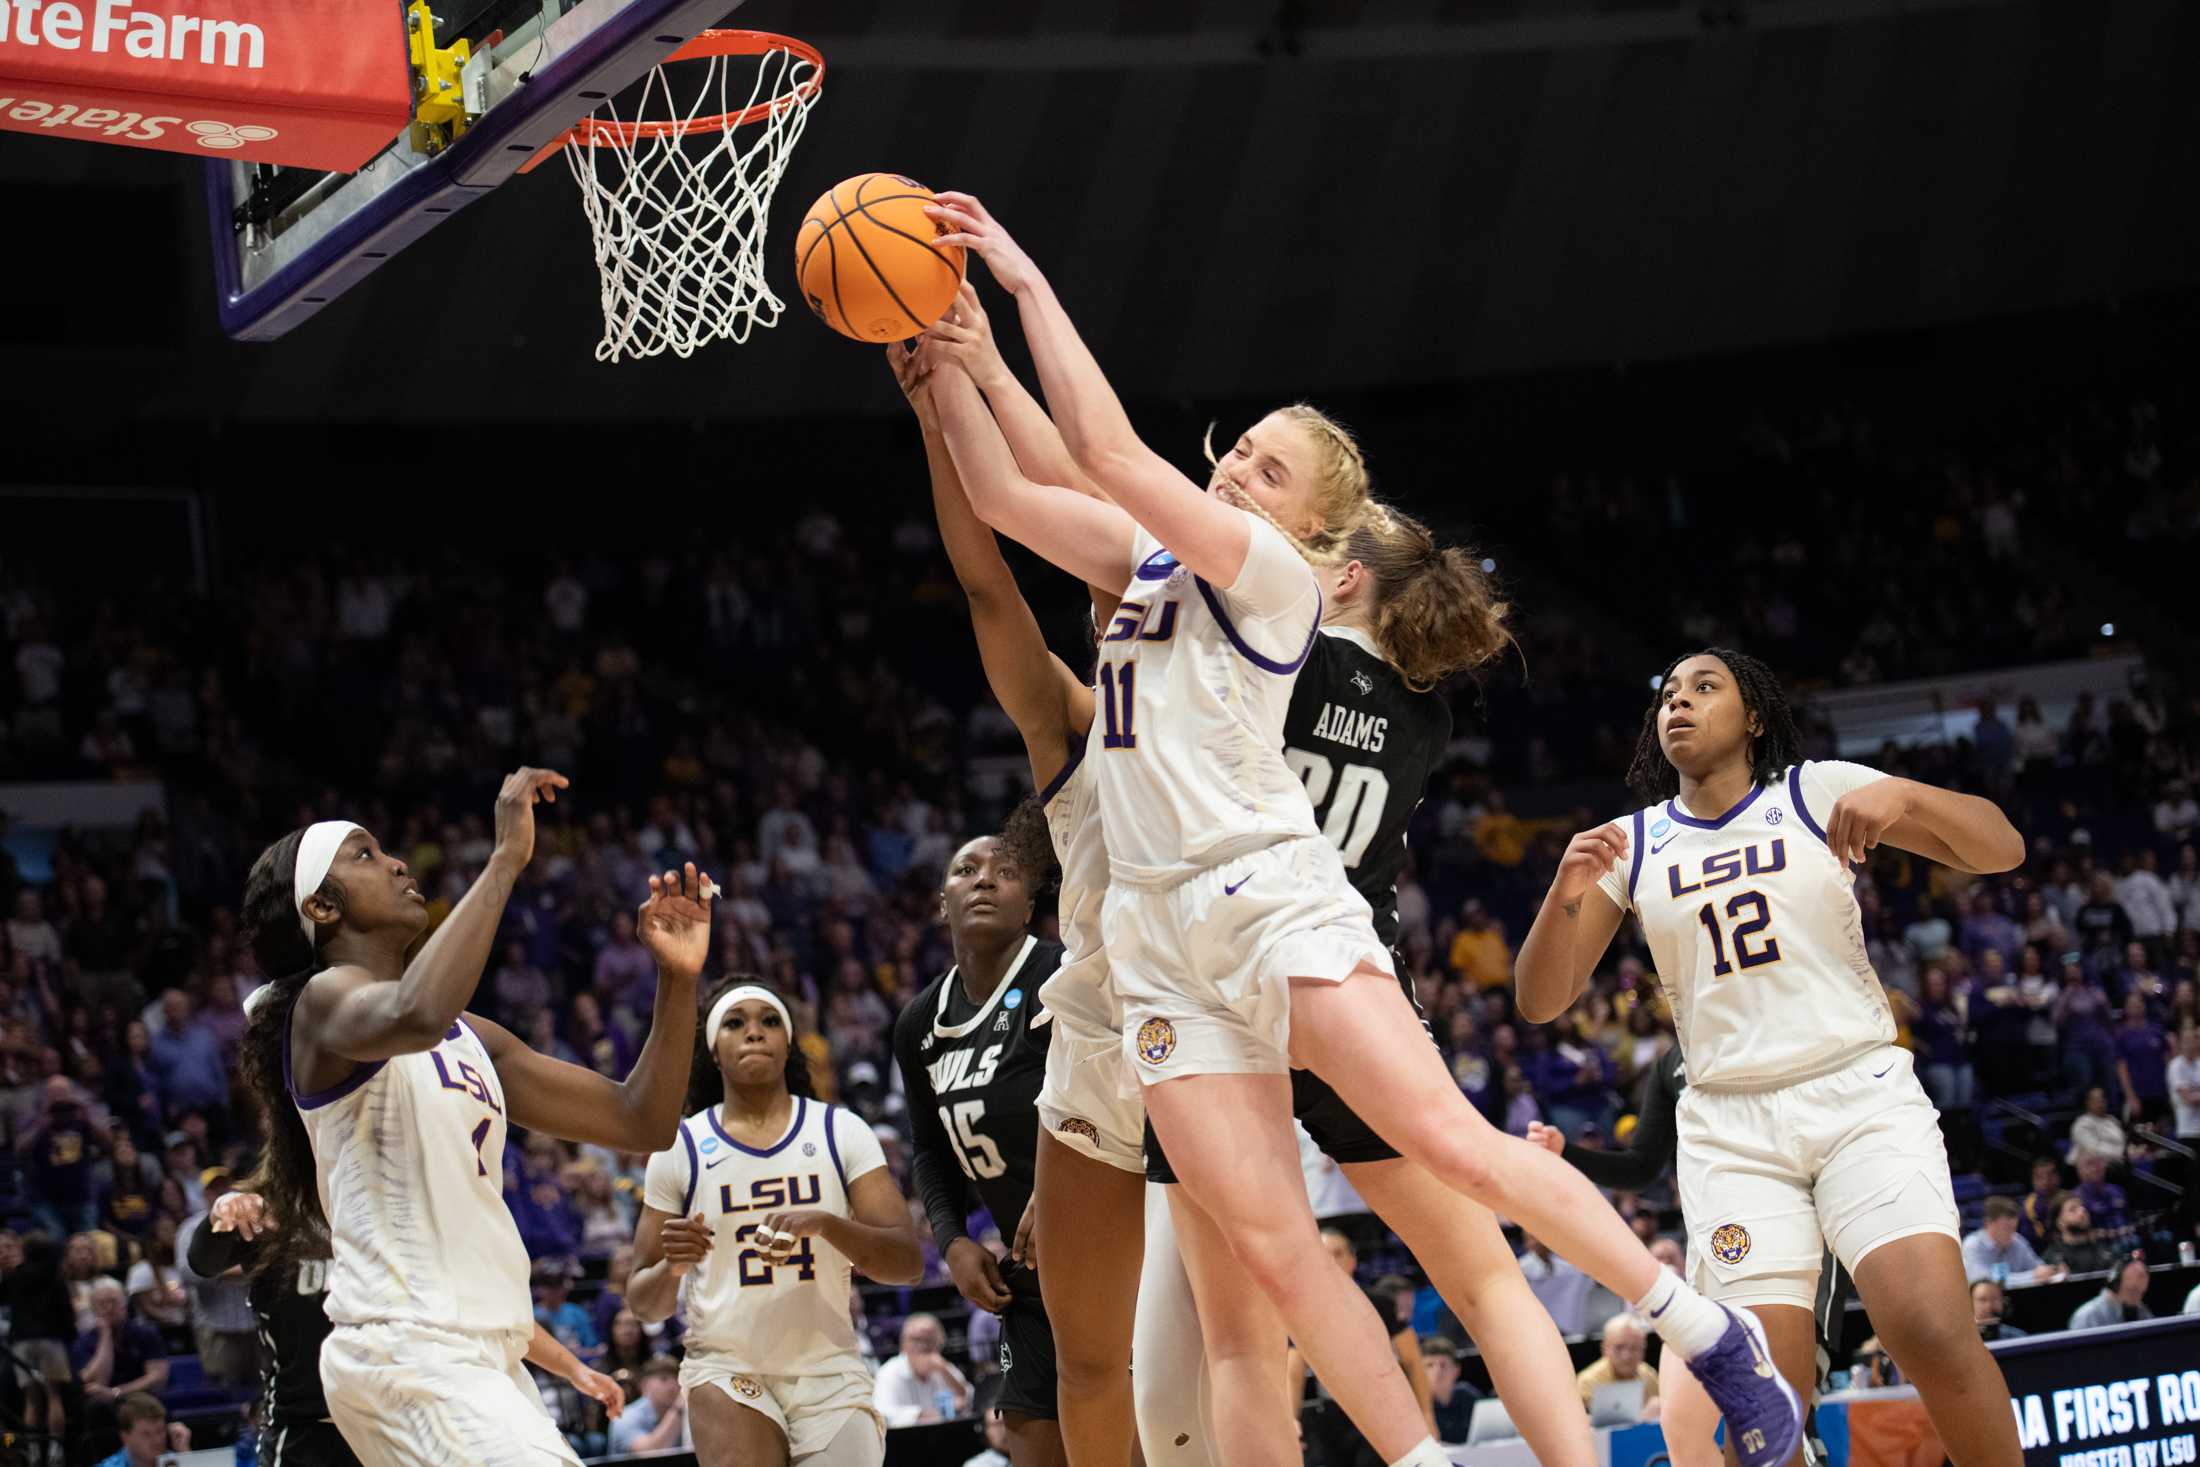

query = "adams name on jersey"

[1283,626,1452,949]
[641,1097,886,1376]
[1596,760,1896,1090]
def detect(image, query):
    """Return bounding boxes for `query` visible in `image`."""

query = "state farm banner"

[0,0,410,170]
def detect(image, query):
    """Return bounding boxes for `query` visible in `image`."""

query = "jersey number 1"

[1696,891,1781,976]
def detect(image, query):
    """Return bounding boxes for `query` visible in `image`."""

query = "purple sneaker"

[1686,1306,1802,1467]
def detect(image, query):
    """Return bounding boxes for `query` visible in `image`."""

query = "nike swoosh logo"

[1651,836,1678,855]
[1873,1063,1894,1078]
[1223,877,1248,896]
[1649,1299,1672,1319]
[706,1156,733,1169]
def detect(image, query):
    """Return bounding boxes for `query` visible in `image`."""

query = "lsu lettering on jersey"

[1596,761,1895,1090]
[1037,738,1113,1034]
[290,1014,532,1336]
[1092,523,1321,889]
[642,1098,886,1376]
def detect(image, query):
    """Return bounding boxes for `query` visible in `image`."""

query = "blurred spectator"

[147,989,228,1124]
[533,1256,600,1361]
[173,1170,258,1388]
[24,1075,103,1235]
[1419,1335,1482,1445]
[2072,1153,2131,1237]
[72,1277,171,1409]
[2112,995,2170,1125]
[2118,851,2175,954]
[962,1408,1012,1467]
[1916,968,1975,1114]
[2058,974,2119,1106]
[92,1391,189,1467]
[2039,1195,2118,1276]
[1970,1279,2027,1342]
[2067,1088,2128,1165]
[606,1356,688,1454]
[8,890,62,969]
[123,1215,189,1329]
[874,1313,972,1426]
[2018,1156,2063,1247]
[2169,1026,2200,1146]
[1449,900,1512,990]
[2073,876,2133,960]
[96,1131,160,1239]
[2067,1257,2154,1330]
[1574,1313,1659,1415]
[1519,1234,1592,1338]
[1961,1197,2053,1284]
[1,1229,76,1416]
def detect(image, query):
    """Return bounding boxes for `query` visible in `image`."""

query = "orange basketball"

[794,173,966,343]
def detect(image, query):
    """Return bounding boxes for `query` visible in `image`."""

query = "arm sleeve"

[171,1214,212,1286]
[183,1216,255,1278]
[1563,1050,1678,1193]
[642,1143,687,1215]
[1219,518,1323,653]
[833,1107,888,1185]
[892,1001,970,1249]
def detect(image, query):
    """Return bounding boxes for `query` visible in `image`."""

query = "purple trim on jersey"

[1627,808,1647,901]
[1664,782,1765,831]
[707,1095,807,1158]
[1194,578,1321,674]
[678,1121,701,1217]
[1037,733,1086,807]
[1787,764,1828,844]
[822,1103,848,1192]
[281,996,386,1112]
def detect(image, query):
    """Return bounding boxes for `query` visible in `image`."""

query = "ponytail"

[1346,506,1512,691]
[237,831,336,1277]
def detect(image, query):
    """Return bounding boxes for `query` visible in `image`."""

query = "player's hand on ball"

[1553,824,1628,908]
[923,193,1041,296]
[1824,778,1915,867]
[659,1213,713,1276]
[211,1190,273,1240]
[886,341,939,432]
[1525,1121,1566,1156]
[921,282,1009,391]
[571,1365,625,1419]
[944,1236,1012,1314]
[756,1209,831,1263]
[492,766,569,871]
[638,864,714,979]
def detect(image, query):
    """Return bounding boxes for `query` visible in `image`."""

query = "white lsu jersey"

[1597,761,1896,1091]
[291,1014,533,1337]
[642,1098,885,1377]
[1037,738,1114,1034]
[1093,523,1322,890]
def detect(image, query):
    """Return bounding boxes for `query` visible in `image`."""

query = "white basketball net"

[561,40,820,362]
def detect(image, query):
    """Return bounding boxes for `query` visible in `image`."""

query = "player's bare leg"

[1658,1348,1725,1467]
[1143,1070,1432,1465]
[1033,1131,1145,1467]
[1163,1181,1294,1464]
[1726,1307,1814,1467]
[1852,1235,2023,1467]
[688,1380,790,1467]
[1002,1410,1072,1467]
[1343,1159,1594,1467]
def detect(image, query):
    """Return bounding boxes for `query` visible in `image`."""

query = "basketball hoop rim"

[554,29,823,149]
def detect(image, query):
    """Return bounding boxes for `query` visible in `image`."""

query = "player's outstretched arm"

[923,280,1107,504]
[305,768,566,1064]
[932,362,1137,596]
[1516,824,1631,1024]
[1824,776,2023,874]
[472,866,710,1152]
[889,340,1094,790]
[928,192,1258,586]
[1530,1051,1679,1193]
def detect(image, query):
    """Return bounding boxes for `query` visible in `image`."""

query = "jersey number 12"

[1697,891,1781,976]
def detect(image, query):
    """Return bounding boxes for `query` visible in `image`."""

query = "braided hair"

[1625,647,1804,805]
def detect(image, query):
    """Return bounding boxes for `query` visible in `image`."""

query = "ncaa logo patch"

[1003,988,1023,1010]
[730,1376,763,1399]
[699,1137,719,1154]
[1136,1018,1177,1065]
[1764,807,1784,825]
[1056,1118,1100,1145]
[1000,1342,1014,1374]
[1709,1224,1751,1265]
[1650,818,1673,839]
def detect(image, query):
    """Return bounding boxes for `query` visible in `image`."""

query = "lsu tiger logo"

[730,1376,763,1399]
[1055,1118,1100,1145]
[1136,1018,1177,1065]
[1709,1223,1751,1265]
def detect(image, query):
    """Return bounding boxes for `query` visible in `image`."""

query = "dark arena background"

[5,2,2200,1466]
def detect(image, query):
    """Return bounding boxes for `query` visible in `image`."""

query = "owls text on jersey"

[289,1013,533,1337]
[1091,524,1322,889]
[1282,627,1452,949]
[1597,760,1896,1090]
[892,936,1060,1288]
[641,1099,885,1375]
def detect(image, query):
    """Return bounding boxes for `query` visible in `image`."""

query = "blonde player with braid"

[922,195,1801,1467]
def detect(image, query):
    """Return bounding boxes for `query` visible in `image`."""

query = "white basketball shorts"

[1107,836,1393,1085]
[682,1355,882,1464]
[320,1321,581,1467]
[1676,1044,1960,1311]
[1035,1004,1147,1173]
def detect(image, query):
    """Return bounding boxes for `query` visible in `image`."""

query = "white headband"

[294,821,362,945]
[707,985,792,1044]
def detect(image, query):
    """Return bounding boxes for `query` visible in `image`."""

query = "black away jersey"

[1282,627,1453,947]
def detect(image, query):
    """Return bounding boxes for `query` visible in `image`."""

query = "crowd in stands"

[5,376,2200,1461]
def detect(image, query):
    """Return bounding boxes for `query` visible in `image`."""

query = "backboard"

[205,0,747,342]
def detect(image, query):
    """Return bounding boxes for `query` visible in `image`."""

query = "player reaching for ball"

[236,770,712,1467]
[921,193,1801,1467]
[625,980,923,1467]
[1514,648,2027,1467]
